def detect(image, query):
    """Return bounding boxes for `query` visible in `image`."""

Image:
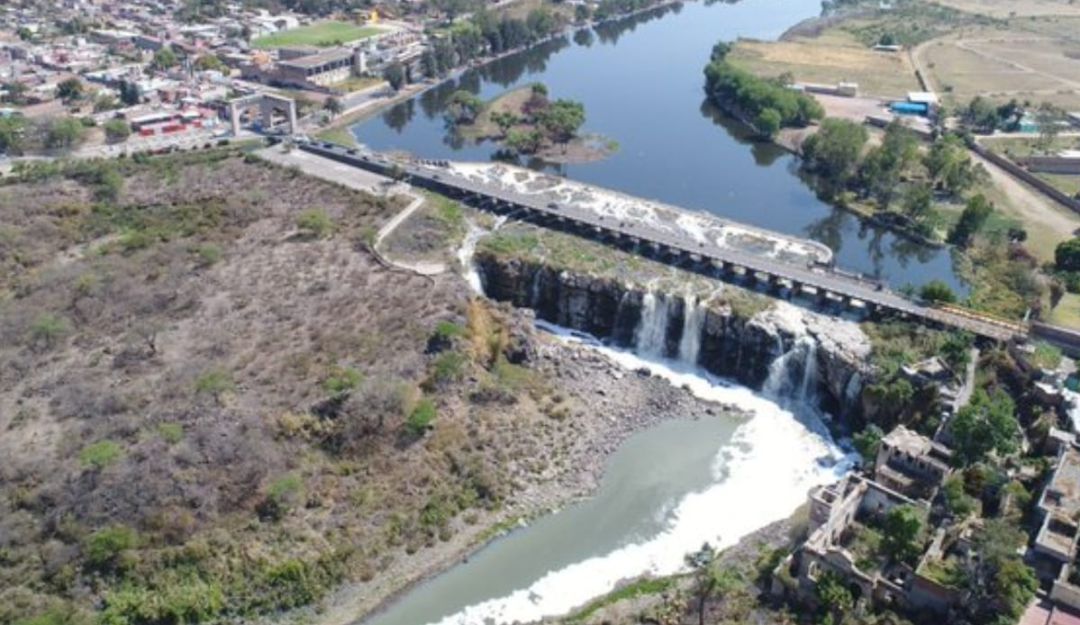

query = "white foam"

[428,322,854,625]
[456,216,509,295]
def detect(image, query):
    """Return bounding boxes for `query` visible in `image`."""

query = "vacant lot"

[729,29,921,98]
[930,0,1080,18]
[918,32,1080,109]
[252,21,383,48]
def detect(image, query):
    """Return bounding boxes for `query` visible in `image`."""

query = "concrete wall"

[973,143,1080,213]
[1023,156,1080,176]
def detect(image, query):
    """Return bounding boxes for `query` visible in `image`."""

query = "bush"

[323,366,362,397]
[29,312,69,348]
[80,439,123,469]
[296,209,335,238]
[430,351,467,385]
[1056,237,1080,272]
[919,280,956,304]
[84,525,140,570]
[103,119,131,144]
[195,369,234,397]
[406,398,436,436]
[193,243,222,266]
[158,422,184,445]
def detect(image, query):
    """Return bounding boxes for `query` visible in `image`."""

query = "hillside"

[0,149,689,625]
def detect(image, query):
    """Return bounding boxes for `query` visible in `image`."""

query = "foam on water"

[426,322,854,625]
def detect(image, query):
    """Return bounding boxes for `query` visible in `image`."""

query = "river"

[362,323,853,625]
[350,0,966,292]
[353,2,902,623]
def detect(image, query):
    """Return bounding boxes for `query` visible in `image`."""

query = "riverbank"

[302,319,752,625]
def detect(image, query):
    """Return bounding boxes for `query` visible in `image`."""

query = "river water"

[362,323,853,625]
[355,2,898,622]
[351,0,966,291]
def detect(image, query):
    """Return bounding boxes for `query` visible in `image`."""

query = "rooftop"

[1042,447,1080,520]
[278,46,352,69]
[881,425,952,470]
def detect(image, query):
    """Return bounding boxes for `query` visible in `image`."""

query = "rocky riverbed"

[302,308,752,625]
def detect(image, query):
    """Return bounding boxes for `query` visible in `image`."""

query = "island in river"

[447,83,618,165]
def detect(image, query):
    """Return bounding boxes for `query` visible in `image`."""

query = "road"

[297,140,1028,342]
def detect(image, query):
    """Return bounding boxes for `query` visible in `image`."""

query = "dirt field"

[930,0,1080,18]
[917,29,1080,109]
[729,29,921,98]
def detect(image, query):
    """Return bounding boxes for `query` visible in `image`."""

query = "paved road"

[297,140,1027,342]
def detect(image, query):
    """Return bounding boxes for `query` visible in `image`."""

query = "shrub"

[919,280,956,304]
[296,209,335,238]
[406,398,436,436]
[80,440,123,469]
[29,312,69,348]
[84,525,139,570]
[430,351,467,385]
[323,366,362,397]
[195,369,234,397]
[193,243,222,266]
[158,422,184,445]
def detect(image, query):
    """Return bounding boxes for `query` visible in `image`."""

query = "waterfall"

[529,268,543,308]
[635,292,671,358]
[677,295,706,366]
[456,216,509,295]
[762,335,820,407]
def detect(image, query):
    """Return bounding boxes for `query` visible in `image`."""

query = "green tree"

[194,53,225,72]
[853,424,884,461]
[902,182,933,219]
[947,193,993,247]
[816,570,854,623]
[942,474,978,518]
[56,77,84,103]
[755,107,782,138]
[103,118,131,144]
[491,110,519,136]
[118,80,141,105]
[1055,237,1080,272]
[963,96,1000,133]
[962,519,1038,625]
[710,40,731,62]
[1035,102,1063,152]
[383,62,406,91]
[2,80,28,105]
[152,46,179,71]
[919,280,956,304]
[0,115,26,154]
[445,90,485,125]
[538,99,585,143]
[881,504,923,564]
[505,128,544,154]
[324,96,343,118]
[685,543,741,625]
[44,117,86,151]
[857,120,918,208]
[949,389,1019,465]
[926,134,978,197]
[801,118,868,193]
[406,398,436,436]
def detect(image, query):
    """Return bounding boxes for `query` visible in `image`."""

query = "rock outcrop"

[476,252,873,421]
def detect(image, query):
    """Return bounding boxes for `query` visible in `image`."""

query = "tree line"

[702,41,824,137]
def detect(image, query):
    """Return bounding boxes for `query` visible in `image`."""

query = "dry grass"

[729,29,921,98]
[0,151,577,624]
[930,0,1080,18]
[919,31,1080,108]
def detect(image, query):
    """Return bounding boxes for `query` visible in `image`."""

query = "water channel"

[351,0,966,292]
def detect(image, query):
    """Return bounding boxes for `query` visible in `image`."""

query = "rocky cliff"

[476,252,872,421]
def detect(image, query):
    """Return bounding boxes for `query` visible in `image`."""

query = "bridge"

[296,140,1027,343]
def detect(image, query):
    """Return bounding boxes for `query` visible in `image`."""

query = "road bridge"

[296,140,1027,343]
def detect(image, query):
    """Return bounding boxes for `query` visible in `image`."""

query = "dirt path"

[972,149,1080,259]
[374,192,447,276]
